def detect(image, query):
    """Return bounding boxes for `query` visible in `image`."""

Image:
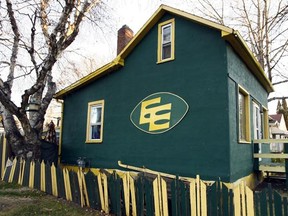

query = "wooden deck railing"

[253,139,288,182]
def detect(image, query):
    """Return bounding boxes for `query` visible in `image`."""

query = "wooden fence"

[1,158,288,216]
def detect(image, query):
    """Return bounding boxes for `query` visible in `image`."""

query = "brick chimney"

[117,25,133,55]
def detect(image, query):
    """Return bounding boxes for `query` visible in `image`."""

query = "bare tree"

[192,0,288,84]
[190,0,288,117]
[0,0,105,160]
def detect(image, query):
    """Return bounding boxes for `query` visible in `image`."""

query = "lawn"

[0,180,106,216]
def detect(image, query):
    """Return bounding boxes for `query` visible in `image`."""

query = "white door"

[253,102,262,160]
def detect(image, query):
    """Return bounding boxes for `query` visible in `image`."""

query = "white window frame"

[86,100,104,143]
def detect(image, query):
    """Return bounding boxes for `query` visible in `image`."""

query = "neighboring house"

[269,114,288,152]
[55,5,273,183]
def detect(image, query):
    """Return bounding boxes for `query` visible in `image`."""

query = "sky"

[4,0,286,114]
[76,0,285,114]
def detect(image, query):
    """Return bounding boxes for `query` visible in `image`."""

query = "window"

[86,100,104,143]
[157,19,175,63]
[238,86,251,143]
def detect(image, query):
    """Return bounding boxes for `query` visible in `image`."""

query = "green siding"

[60,13,268,182]
[227,46,268,182]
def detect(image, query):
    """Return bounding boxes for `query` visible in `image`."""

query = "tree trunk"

[2,109,26,158]
[2,107,41,160]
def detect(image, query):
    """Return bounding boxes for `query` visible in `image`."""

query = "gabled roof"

[55,5,273,99]
[269,114,282,123]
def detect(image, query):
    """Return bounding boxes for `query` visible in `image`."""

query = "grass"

[0,181,105,216]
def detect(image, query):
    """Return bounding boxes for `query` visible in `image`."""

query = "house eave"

[222,30,274,93]
[55,57,124,99]
[55,5,274,99]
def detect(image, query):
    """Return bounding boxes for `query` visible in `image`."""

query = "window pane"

[162,43,171,59]
[239,92,246,140]
[162,25,171,43]
[91,125,101,139]
[91,106,101,124]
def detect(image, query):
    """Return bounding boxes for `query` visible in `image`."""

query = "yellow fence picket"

[29,161,35,188]
[153,175,161,216]
[51,163,58,197]
[8,158,17,183]
[18,159,24,185]
[234,184,241,216]
[0,158,263,216]
[77,169,85,207]
[190,179,197,216]
[240,181,247,216]
[153,174,169,216]
[122,172,130,216]
[81,171,90,207]
[97,173,105,211]
[129,175,137,216]
[103,173,109,213]
[18,159,26,185]
[200,179,207,216]
[97,172,109,214]
[161,178,169,216]
[63,168,72,201]
[246,185,254,216]
[41,161,46,192]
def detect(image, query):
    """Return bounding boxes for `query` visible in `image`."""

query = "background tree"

[0,0,107,160]
[190,0,288,115]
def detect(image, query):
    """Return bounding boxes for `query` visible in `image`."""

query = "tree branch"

[5,0,20,91]
[272,79,288,86]
[268,96,288,102]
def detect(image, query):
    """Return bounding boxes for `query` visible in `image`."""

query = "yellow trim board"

[222,30,273,93]
[55,4,273,99]
[157,18,175,63]
[85,100,105,144]
[55,60,123,99]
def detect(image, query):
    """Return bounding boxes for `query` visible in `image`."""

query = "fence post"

[285,142,288,189]
[253,141,259,171]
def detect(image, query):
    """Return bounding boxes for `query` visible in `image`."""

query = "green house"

[55,5,273,183]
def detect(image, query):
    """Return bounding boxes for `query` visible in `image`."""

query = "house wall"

[61,13,236,181]
[279,117,287,131]
[227,46,268,182]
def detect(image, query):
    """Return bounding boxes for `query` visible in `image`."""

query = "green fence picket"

[45,163,52,194]
[4,157,288,215]
[2,164,11,182]
[268,184,274,216]
[274,190,283,216]
[144,175,154,216]
[0,134,3,177]
[69,170,80,205]
[179,180,189,216]
[170,176,179,216]
[136,174,145,216]
[222,184,229,216]
[254,192,260,216]
[56,166,65,198]
[34,161,41,190]
[22,159,31,187]
[85,171,101,210]
[107,171,122,215]
[260,189,268,216]
[284,197,288,216]
[229,188,234,216]
[207,181,217,216]
[12,159,20,183]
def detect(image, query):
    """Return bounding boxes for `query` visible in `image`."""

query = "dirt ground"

[0,180,108,216]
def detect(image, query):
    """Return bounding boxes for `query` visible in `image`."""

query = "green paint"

[130,92,189,134]
[227,46,268,182]
[60,12,269,182]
